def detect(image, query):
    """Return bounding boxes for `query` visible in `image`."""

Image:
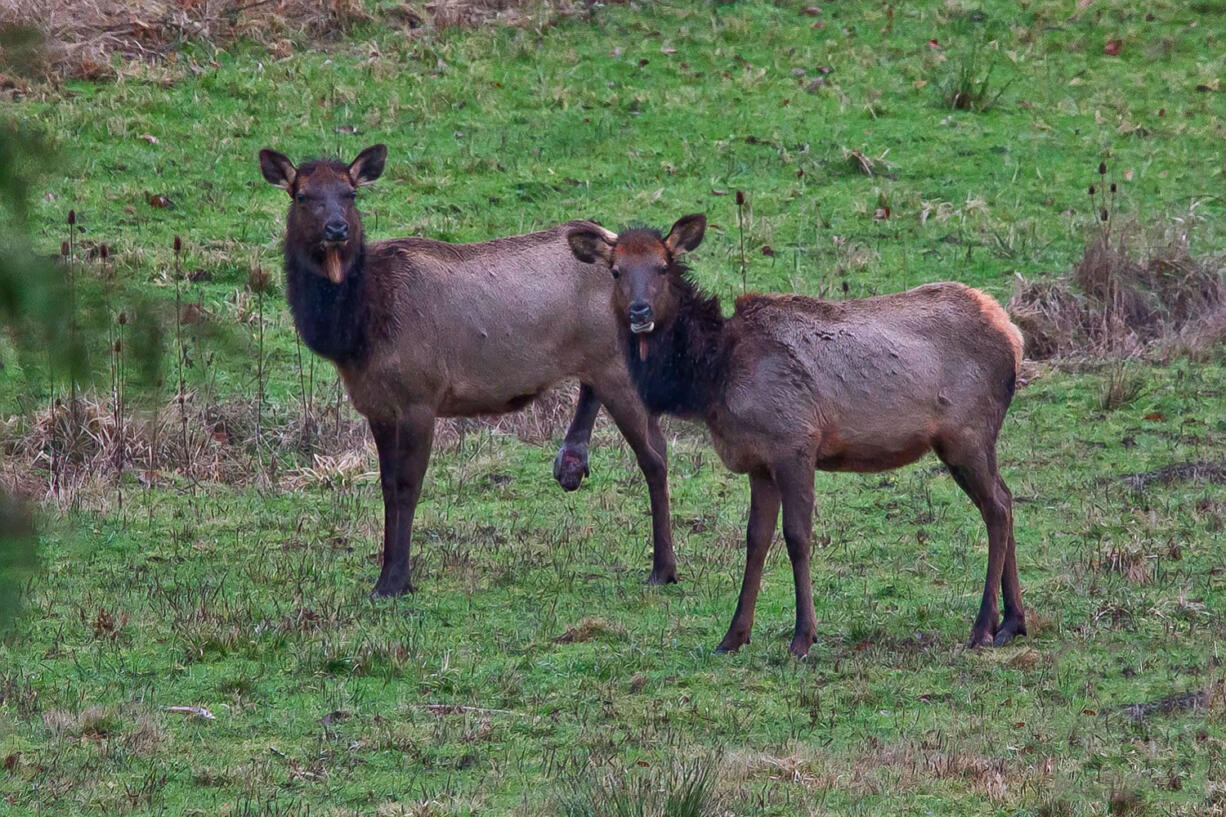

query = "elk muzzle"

[319,220,350,284]
[628,301,655,334]
[323,220,349,242]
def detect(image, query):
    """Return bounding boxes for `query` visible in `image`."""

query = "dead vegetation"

[42,704,166,754]
[1121,460,1226,492]
[1096,542,1154,585]
[0,0,602,81]
[0,382,581,506]
[553,617,625,644]
[1117,686,1214,723]
[724,734,1022,803]
[1008,219,1225,362]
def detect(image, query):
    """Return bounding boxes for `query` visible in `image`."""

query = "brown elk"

[568,214,1026,657]
[258,144,678,596]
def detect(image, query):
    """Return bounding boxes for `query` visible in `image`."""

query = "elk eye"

[657,267,668,275]
[610,268,620,279]
[344,191,356,201]
[295,193,306,203]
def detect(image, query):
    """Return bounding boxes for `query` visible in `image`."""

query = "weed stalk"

[736,190,747,294]
[173,235,189,473]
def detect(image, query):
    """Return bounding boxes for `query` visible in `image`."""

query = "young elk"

[259,145,679,596]
[569,214,1026,657]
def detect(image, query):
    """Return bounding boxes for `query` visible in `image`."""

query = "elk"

[569,214,1026,657]
[258,144,678,596]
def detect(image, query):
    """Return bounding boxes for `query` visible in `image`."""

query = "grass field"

[2,1,1225,814]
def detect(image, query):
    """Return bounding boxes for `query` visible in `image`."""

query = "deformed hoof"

[553,448,590,492]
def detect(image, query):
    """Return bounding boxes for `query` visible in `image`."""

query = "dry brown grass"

[1,0,370,79]
[1097,542,1155,585]
[0,382,580,506]
[552,616,624,644]
[0,0,598,80]
[723,733,1034,804]
[1008,222,1225,362]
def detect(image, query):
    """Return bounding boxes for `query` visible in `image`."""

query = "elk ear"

[348,144,387,187]
[259,149,297,193]
[664,213,706,256]
[568,227,615,267]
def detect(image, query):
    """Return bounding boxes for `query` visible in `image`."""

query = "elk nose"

[323,220,349,242]
[628,301,653,325]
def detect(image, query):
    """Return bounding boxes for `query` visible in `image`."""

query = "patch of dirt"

[1120,461,1226,492]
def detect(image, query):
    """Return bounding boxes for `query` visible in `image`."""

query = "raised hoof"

[992,618,1027,647]
[553,447,590,492]
[646,568,679,586]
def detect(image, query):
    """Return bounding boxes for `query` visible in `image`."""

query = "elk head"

[259,144,387,284]
[569,214,707,343]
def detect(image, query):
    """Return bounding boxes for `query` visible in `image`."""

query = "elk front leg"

[369,408,434,597]
[553,383,600,492]
[716,472,780,653]
[596,386,677,585]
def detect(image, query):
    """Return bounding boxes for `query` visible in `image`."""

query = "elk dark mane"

[623,256,728,418]
[285,241,369,365]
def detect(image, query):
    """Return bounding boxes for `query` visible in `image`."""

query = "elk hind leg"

[939,440,1015,647]
[994,474,1026,646]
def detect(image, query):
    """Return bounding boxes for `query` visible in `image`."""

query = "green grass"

[3,1,1226,814]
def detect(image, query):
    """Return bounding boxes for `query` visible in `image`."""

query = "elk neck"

[624,272,728,419]
[284,239,370,366]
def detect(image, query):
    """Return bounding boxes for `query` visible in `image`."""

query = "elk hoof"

[992,617,1027,647]
[789,631,816,658]
[646,568,678,585]
[715,632,749,653]
[370,578,415,598]
[553,446,590,492]
[967,629,995,649]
